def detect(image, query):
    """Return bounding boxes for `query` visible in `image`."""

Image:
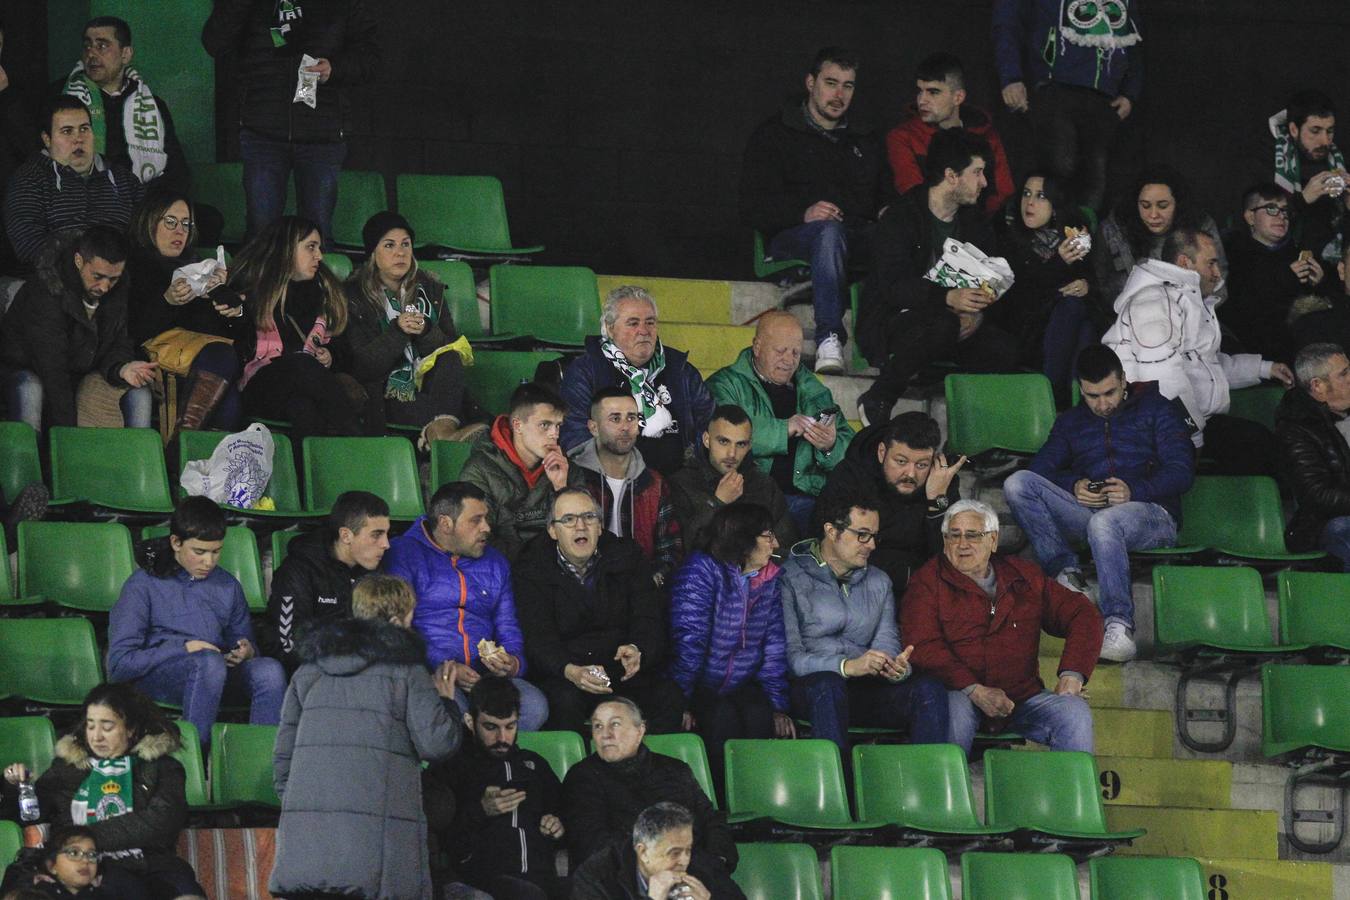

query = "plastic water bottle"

[17,777,39,823]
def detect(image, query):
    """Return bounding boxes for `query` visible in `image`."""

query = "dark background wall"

[16,1,1350,279]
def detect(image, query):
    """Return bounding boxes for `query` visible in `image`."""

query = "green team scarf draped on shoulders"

[272,0,305,47]
[1269,108,1347,194]
[72,755,135,824]
[379,281,440,401]
[62,63,167,183]
[1059,0,1142,50]
[601,337,674,437]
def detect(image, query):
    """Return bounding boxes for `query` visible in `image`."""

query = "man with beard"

[815,411,963,592]
[1265,90,1349,267]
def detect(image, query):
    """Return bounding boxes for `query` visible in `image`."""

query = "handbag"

[142,327,233,377]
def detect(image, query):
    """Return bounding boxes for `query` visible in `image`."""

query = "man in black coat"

[515,489,685,735]
[424,677,569,899]
[856,128,1019,426]
[563,698,736,875]
[814,412,963,593]
[1276,342,1350,568]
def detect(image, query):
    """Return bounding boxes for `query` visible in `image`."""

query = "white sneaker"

[814,333,845,374]
[1055,568,1090,596]
[1100,621,1137,663]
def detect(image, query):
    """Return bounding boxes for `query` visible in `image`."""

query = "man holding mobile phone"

[1004,346,1195,662]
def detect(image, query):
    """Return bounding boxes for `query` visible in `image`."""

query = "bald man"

[706,311,854,532]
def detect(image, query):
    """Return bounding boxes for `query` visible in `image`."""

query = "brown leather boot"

[172,370,230,440]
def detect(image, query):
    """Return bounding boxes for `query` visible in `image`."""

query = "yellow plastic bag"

[414,336,473,389]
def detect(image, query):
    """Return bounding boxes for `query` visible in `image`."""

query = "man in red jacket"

[900,498,1102,756]
[886,53,1014,218]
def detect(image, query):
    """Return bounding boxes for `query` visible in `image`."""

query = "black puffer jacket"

[1275,387,1350,551]
[262,529,368,672]
[202,0,380,144]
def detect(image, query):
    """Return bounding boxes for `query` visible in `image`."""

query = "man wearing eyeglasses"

[901,498,1102,756]
[513,488,685,736]
[780,492,949,764]
[1223,183,1327,364]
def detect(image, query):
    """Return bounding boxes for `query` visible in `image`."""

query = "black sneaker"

[858,387,896,428]
[3,482,49,548]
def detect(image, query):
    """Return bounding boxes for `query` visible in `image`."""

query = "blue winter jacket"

[991,0,1144,101]
[384,516,527,673]
[1028,381,1195,523]
[667,552,789,712]
[108,566,254,681]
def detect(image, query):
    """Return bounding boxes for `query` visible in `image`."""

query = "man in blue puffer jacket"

[1004,345,1195,664]
[384,481,548,730]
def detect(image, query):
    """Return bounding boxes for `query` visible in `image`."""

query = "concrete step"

[1095,707,1176,759]
[1195,856,1341,900]
[1108,804,1281,860]
[1096,755,1232,809]
[1040,656,1124,707]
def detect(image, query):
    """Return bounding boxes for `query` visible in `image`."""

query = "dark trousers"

[1200,413,1279,476]
[789,670,950,757]
[875,306,1020,397]
[243,353,361,472]
[1030,82,1121,212]
[363,347,467,434]
[100,856,205,900]
[539,668,686,736]
[1041,297,1097,405]
[483,873,571,900]
[239,127,346,246]
[691,681,774,800]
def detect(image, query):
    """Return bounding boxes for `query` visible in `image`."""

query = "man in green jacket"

[707,311,854,533]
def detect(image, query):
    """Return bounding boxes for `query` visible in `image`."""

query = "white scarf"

[63,62,168,184]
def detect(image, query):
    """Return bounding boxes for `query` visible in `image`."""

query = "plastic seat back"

[173,720,210,808]
[330,170,390,248]
[0,618,103,705]
[488,264,600,345]
[752,229,808,280]
[961,852,1079,900]
[1152,566,1278,653]
[1278,571,1350,650]
[0,530,31,605]
[732,843,822,900]
[983,749,1109,835]
[0,820,20,868]
[0,421,43,507]
[194,162,246,243]
[419,260,486,338]
[430,441,474,491]
[322,252,353,280]
[210,723,280,806]
[397,174,539,254]
[303,436,423,519]
[852,743,985,830]
[1261,663,1350,757]
[0,716,56,778]
[465,351,562,415]
[724,739,852,825]
[944,374,1057,455]
[1177,476,1312,558]
[19,521,135,613]
[516,730,586,780]
[1226,384,1287,432]
[272,530,301,570]
[1089,855,1206,900]
[50,426,173,512]
[178,429,304,514]
[645,733,716,806]
[831,846,952,900]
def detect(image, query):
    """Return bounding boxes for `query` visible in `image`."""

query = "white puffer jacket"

[1102,259,1271,447]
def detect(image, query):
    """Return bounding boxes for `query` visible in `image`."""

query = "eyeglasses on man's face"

[943,529,992,543]
[551,512,601,527]
[838,525,877,544]
[1248,204,1290,219]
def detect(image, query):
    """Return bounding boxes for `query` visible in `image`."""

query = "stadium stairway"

[595,272,1350,898]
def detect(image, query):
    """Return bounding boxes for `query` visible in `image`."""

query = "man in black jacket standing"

[856,128,1019,426]
[739,46,893,376]
[202,0,379,244]
[1276,343,1350,569]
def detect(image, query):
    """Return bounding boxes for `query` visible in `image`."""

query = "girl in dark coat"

[0,826,124,898]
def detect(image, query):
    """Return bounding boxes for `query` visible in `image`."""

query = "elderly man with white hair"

[899,498,1102,756]
[561,285,715,476]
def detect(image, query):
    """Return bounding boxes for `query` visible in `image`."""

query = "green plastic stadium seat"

[1089,855,1206,900]
[962,852,1080,900]
[50,426,174,514]
[396,174,543,257]
[430,441,473,492]
[0,618,103,705]
[177,429,307,517]
[323,252,353,280]
[194,162,247,244]
[1140,476,1323,562]
[1226,384,1287,432]
[724,739,878,829]
[302,436,423,520]
[142,525,266,613]
[1262,664,1350,757]
[983,750,1144,848]
[944,373,1057,456]
[1153,566,1300,656]
[19,521,135,613]
[1278,570,1350,652]
[0,716,56,778]
[831,846,952,900]
[173,720,211,809]
[752,230,808,281]
[465,351,562,416]
[0,530,43,607]
[645,733,716,807]
[272,530,301,570]
[0,421,44,507]
[488,264,600,345]
[516,730,585,781]
[210,723,280,807]
[0,820,20,868]
[732,843,822,900]
[852,743,1011,838]
[330,170,390,249]
[419,260,486,338]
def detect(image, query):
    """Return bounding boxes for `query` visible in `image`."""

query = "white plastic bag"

[170,245,227,299]
[181,423,274,509]
[294,54,320,108]
[923,238,1016,298]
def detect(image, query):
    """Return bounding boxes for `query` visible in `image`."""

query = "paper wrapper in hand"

[294,54,320,108]
[170,245,228,299]
[923,238,1016,299]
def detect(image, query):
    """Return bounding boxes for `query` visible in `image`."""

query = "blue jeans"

[136,651,286,745]
[767,220,847,343]
[451,677,549,732]
[1322,516,1350,572]
[949,689,1093,756]
[783,492,816,539]
[1004,469,1176,629]
[1041,298,1096,402]
[790,671,949,758]
[2,369,152,430]
[238,127,347,246]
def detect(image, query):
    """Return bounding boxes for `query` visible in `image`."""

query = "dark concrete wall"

[205,1,1348,277]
